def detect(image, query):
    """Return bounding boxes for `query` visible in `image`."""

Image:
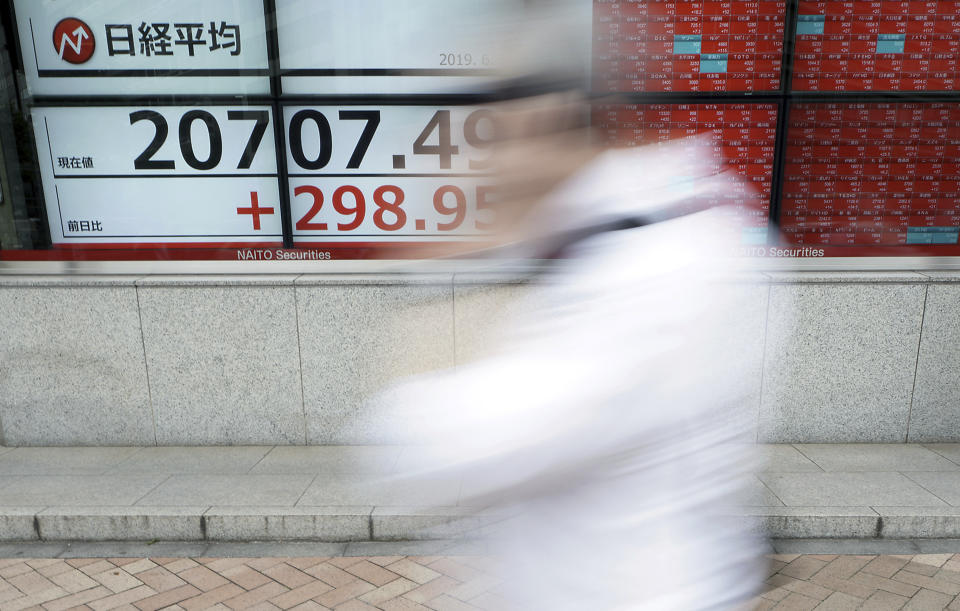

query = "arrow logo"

[58,27,89,59]
[52,18,95,65]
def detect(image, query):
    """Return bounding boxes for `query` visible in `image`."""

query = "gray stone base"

[0,506,500,543]
[4,505,960,543]
[3,271,960,445]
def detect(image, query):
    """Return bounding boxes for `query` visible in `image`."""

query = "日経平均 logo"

[53,18,95,64]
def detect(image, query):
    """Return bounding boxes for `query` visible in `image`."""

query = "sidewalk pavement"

[3,444,960,543]
[5,550,960,610]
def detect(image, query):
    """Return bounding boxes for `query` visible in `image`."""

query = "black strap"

[541,216,648,260]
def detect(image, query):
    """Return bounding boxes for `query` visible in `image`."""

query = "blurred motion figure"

[374,2,769,608]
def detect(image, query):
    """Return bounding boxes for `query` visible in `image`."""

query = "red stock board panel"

[782,103,960,253]
[793,1,960,91]
[593,0,786,93]
[593,103,777,245]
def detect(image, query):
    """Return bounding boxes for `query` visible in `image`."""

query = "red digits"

[373,185,406,231]
[433,185,466,230]
[332,185,365,231]
[294,185,327,231]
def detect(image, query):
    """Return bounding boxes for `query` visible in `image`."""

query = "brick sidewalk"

[5,553,960,610]
[759,553,960,610]
[0,555,504,611]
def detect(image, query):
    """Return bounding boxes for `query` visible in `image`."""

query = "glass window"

[1,0,959,262]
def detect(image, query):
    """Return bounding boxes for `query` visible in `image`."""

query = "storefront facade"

[1,1,960,445]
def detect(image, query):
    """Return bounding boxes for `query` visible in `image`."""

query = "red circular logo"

[52,18,95,64]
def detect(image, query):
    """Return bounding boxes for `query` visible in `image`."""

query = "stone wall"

[0,271,955,445]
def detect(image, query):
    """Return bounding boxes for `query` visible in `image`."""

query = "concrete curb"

[0,507,502,543]
[4,506,960,542]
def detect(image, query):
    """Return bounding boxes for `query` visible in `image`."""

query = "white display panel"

[33,106,282,243]
[283,105,495,241]
[276,0,509,94]
[14,0,270,96]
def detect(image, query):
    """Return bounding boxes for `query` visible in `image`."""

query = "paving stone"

[162,558,199,574]
[936,568,960,585]
[418,594,479,611]
[303,562,357,588]
[912,554,954,568]
[379,598,432,611]
[336,600,379,611]
[87,585,156,611]
[902,561,941,576]
[795,444,960,472]
[757,445,822,472]
[250,446,402,475]
[326,556,366,569]
[464,592,510,611]
[266,580,333,609]
[850,572,921,598]
[112,447,272,475]
[384,558,442,584]
[35,560,72,578]
[403,576,461,605]
[815,591,864,611]
[313,580,376,608]
[781,556,830,580]
[817,555,874,580]
[176,565,230,592]
[132,584,201,611]
[135,566,187,592]
[892,570,960,596]
[343,559,401,586]
[426,558,483,583]
[88,565,142,593]
[0,588,24,604]
[121,559,159,575]
[356,577,417,606]
[288,602,330,611]
[220,564,272,590]
[78,560,117,576]
[926,445,960,467]
[758,472,948,506]
[7,569,61,595]
[42,586,113,611]
[245,557,286,572]
[0,447,140,475]
[809,572,875,599]
[860,589,910,610]
[863,556,913,579]
[179,583,245,611]
[903,588,955,609]
[0,476,163,506]
[221,581,288,609]
[261,562,315,589]
[136,475,313,507]
[760,581,791,602]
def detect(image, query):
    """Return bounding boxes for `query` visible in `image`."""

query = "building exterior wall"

[0,271,955,446]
